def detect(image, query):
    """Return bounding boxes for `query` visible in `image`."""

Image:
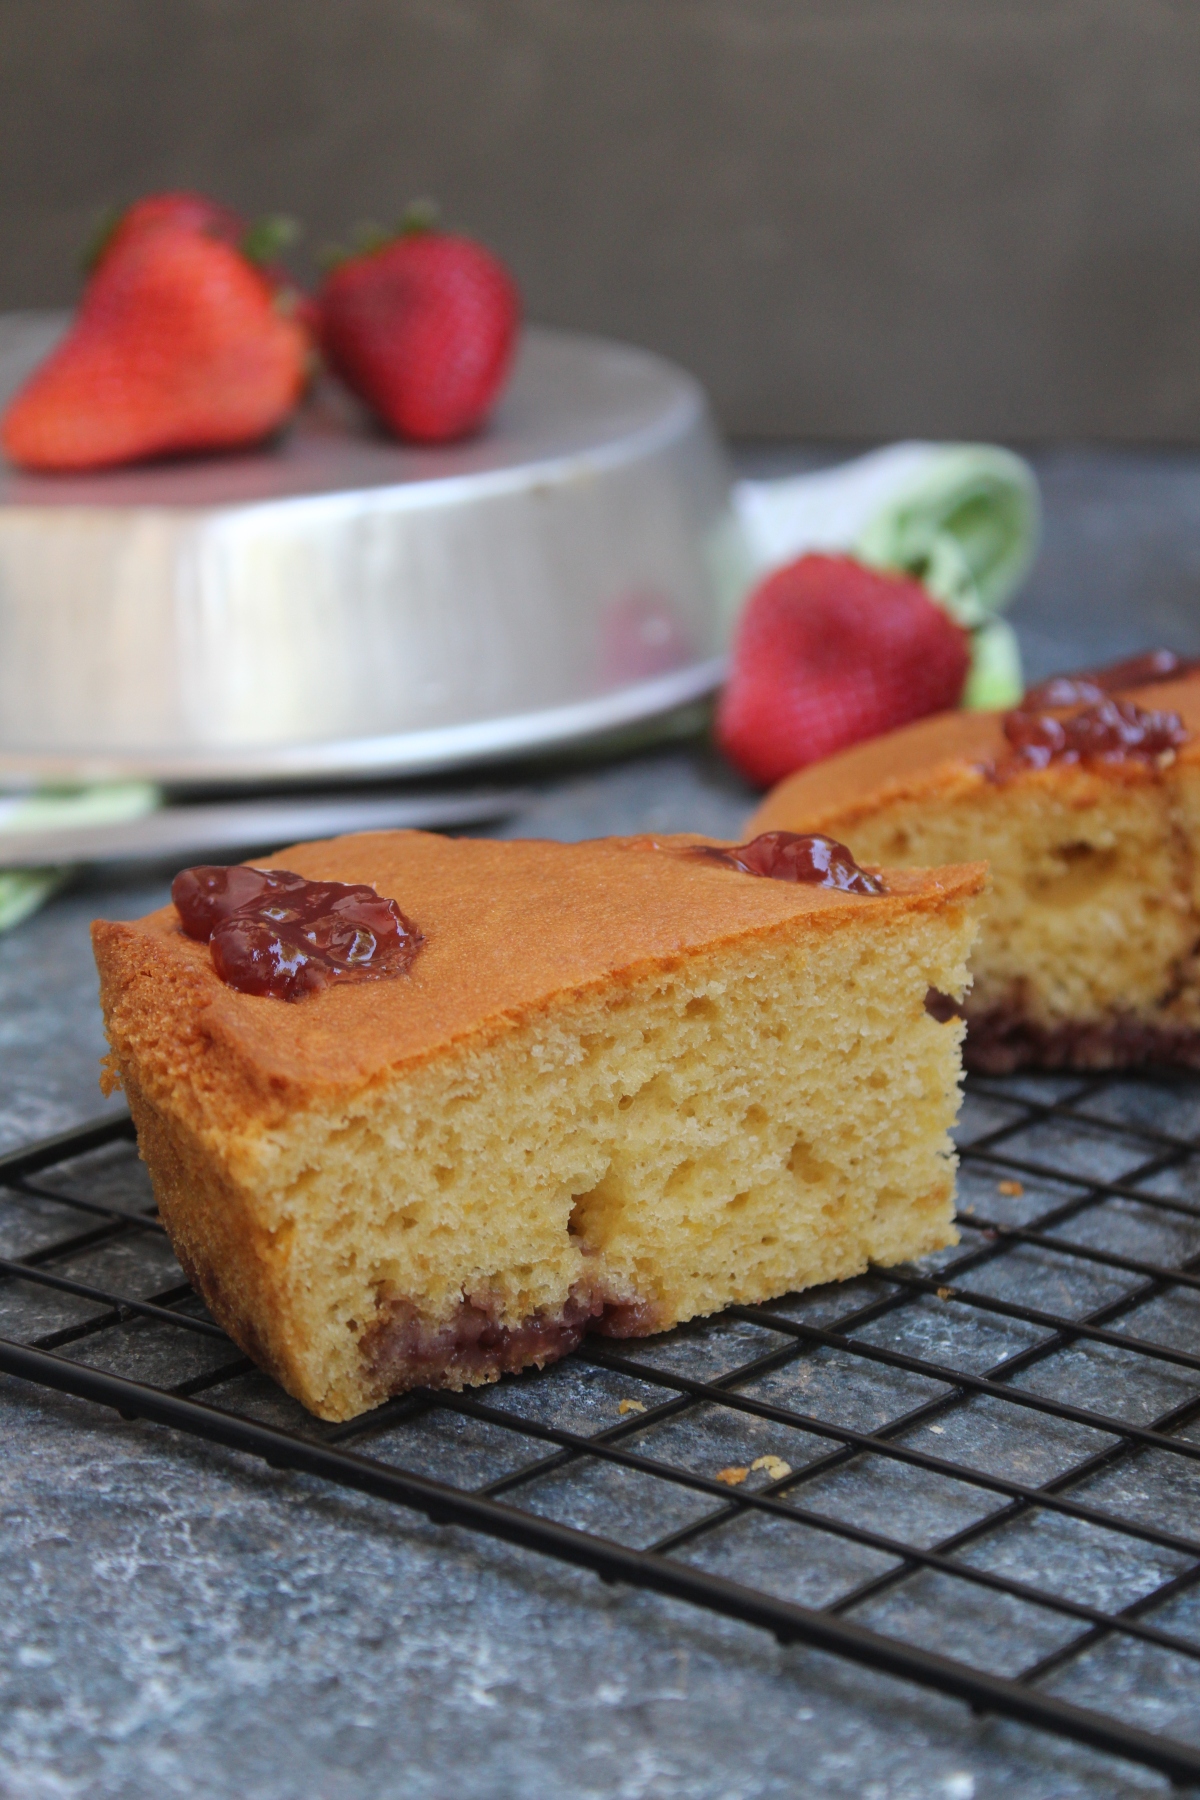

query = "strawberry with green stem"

[2,202,310,472]
[317,203,520,444]
[717,554,971,787]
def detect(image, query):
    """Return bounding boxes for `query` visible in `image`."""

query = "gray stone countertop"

[2,448,1199,1799]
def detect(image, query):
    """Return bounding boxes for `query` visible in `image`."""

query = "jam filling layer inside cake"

[361,1285,605,1391]
[960,1002,1200,1075]
[925,986,1200,1074]
[360,1283,667,1393]
[173,863,423,1000]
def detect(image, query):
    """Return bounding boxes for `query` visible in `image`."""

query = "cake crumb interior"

[165,910,975,1420]
[816,766,1200,1056]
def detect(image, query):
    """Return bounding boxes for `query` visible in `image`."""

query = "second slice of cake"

[748,660,1200,1072]
[93,830,984,1421]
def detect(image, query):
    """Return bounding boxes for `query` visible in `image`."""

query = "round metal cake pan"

[0,321,748,788]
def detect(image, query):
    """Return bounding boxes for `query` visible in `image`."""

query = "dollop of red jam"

[172,864,423,1001]
[692,831,885,894]
[997,695,1188,775]
[988,648,1195,779]
[1021,648,1198,712]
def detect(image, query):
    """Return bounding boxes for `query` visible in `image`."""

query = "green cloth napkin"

[733,441,1041,709]
[0,782,160,932]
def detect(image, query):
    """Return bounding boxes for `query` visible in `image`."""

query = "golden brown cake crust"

[749,669,1200,838]
[93,831,986,1130]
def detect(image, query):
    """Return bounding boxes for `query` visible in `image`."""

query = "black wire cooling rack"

[2,1070,1200,1787]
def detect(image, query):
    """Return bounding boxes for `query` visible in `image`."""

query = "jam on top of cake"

[1021,648,1199,712]
[172,864,423,1001]
[1094,647,1200,689]
[691,831,885,894]
[997,696,1188,776]
[987,649,1193,780]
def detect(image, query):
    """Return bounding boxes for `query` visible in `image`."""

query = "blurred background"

[4,0,1200,443]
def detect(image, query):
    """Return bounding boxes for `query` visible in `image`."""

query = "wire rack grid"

[2,1070,1200,1788]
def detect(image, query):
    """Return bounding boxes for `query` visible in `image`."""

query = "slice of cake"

[749,654,1200,1073]
[92,829,984,1421]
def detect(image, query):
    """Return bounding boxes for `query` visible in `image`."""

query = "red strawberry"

[717,554,971,787]
[317,218,519,443]
[1,226,310,471]
[87,193,313,327]
[86,191,246,273]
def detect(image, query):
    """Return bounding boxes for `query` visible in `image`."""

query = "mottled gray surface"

[1,1379,1170,1800]
[0,875,171,1154]
[3,451,1200,1798]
